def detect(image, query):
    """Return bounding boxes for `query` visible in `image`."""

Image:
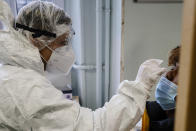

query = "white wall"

[124,0,183,100]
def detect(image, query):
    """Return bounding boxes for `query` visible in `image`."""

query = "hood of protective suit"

[0,0,44,74]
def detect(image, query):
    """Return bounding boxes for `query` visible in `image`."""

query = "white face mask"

[46,45,75,75]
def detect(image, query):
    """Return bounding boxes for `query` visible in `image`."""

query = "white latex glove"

[136,59,166,90]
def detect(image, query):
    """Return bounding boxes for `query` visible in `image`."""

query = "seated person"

[142,46,180,131]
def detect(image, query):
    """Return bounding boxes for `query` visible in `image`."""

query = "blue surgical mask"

[155,76,178,111]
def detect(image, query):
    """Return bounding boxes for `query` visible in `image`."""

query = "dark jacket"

[146,101,174,131]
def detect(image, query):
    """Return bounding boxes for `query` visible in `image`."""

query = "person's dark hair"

[168,46,180,66]
[166,46,180,82]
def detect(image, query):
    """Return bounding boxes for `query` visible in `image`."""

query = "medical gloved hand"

[136,59,166,90]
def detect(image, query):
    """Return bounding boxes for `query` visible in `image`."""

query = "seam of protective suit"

[3,68,35,121]
[133,81,149,112]
[4,81,26,121]
[93,111,95,131]
[0,67,26,123]
[74,104,81,131]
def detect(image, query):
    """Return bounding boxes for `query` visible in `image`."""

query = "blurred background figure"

[142,46,180,131]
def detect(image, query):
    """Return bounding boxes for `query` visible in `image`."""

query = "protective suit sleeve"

[90,80,150,131]
[4,68,149,131]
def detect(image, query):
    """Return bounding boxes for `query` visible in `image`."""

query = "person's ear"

[166,68,178,82]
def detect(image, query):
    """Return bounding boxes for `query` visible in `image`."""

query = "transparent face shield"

[14,0,74,66]
[31,25,75,63]
[33,24,74,48]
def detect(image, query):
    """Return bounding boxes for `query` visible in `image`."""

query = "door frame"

[175,0,196,130]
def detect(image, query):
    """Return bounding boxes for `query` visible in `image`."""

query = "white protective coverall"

[0,0,165,131]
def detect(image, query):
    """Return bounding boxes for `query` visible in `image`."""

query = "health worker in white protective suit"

[0,1,166,131]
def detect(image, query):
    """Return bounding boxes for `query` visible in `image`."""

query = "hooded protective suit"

[0,0,165,131]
